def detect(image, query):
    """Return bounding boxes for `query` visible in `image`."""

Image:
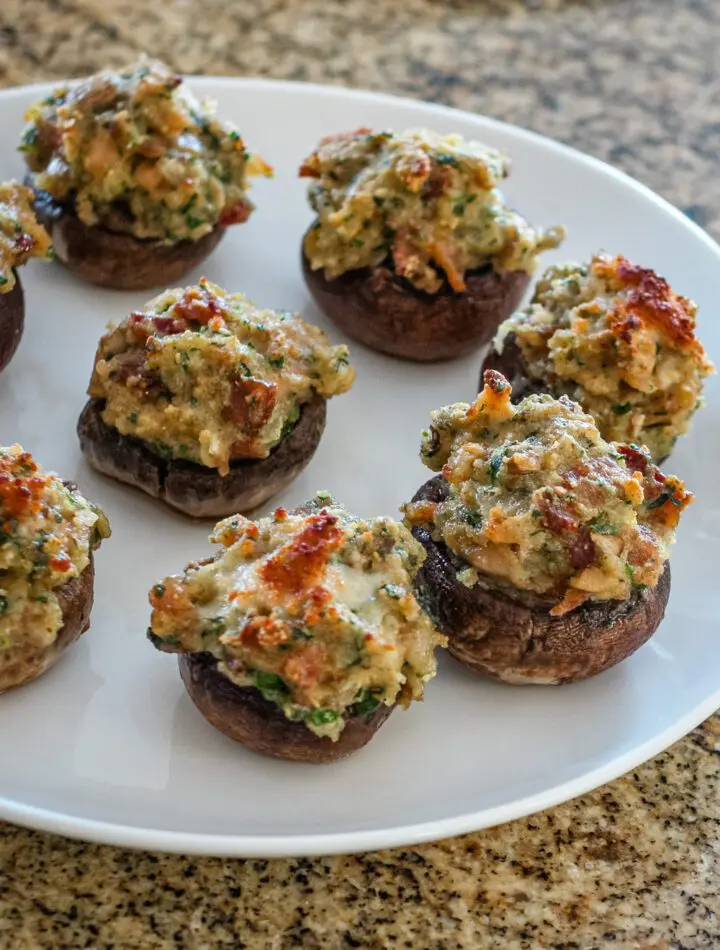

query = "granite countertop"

[0,1,718,947]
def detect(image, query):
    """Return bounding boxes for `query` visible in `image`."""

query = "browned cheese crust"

[0,272,25,373]
[178,651,394,763]
[410,475,671,684]
[77,396,327,518]
[30,180,223,291]
[0,552,94,693]
[302,236,530,363]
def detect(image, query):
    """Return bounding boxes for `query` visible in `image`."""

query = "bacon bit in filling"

[397,151,432,192]
[49,555,72,572]
[298,160,321,179]
[617,444,650,474]
[428,240,465,293]
[283,645,325,691]
[483,368,511,397]
[172,283,224,325]
[218,199,253,228]
[226,377,278,431]
[569,528,596,571]
[536,491,579,535]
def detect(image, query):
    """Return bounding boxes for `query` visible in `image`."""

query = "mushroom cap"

[410,475,671,684]
[177,651,395,763]
[77,396,327,518]
[30,180,224,291]
[302,234,530,363]
[0,551,95,693]
[0,272,24,373]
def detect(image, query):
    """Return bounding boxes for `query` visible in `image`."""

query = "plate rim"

[4,687,719,856]
[1,75,718,857]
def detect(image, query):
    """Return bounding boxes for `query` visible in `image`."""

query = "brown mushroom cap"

[301,233,530,363]
[0,552,95,693]
[29,179,224,291]
[177,651,394,763]
[0,272,25,374]
[77,396,327,518]
[410,475,671,684]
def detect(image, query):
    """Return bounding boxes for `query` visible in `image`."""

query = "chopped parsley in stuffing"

[149,496,444,740]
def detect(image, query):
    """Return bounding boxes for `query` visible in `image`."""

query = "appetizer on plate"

[78,279,355,517]
[21,58,272,290]
[0,180,52,373]
[482,254,714,462]
[147,494,445,762]
[300,128,563,362]
[403,370,692,684]
[0,445,110,692]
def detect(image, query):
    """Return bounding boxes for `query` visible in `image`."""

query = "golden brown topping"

[595,255,702,351]
[494,254,714,460]
[301,128,563,293]
[88,279,355,473]
[148,497,444,740]
[21,58,271,244]
[260,512,344,596]
[408,375,691,613]
[0,450,46,519]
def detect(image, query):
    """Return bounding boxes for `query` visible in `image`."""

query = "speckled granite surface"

[0,1,718,947]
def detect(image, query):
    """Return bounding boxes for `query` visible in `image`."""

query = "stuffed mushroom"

[482,254,714,462]
[300,128,564,362]
[21,58,272,290]
[0,445,110,692]
[78,278,355,517]
[402,370,692,684]
[0,181,52,372]
[147,494,445,762]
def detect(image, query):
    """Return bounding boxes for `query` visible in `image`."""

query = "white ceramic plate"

[0,78,718,858]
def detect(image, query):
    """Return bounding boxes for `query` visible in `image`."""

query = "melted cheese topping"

[494,255,715,460]
[403,371,691,615]
[148,497,444,740]
[301,128,564,293]
[0,181,52,292]
[89,279,355,474]
[22,58,272,244]
[0,445,110,677]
